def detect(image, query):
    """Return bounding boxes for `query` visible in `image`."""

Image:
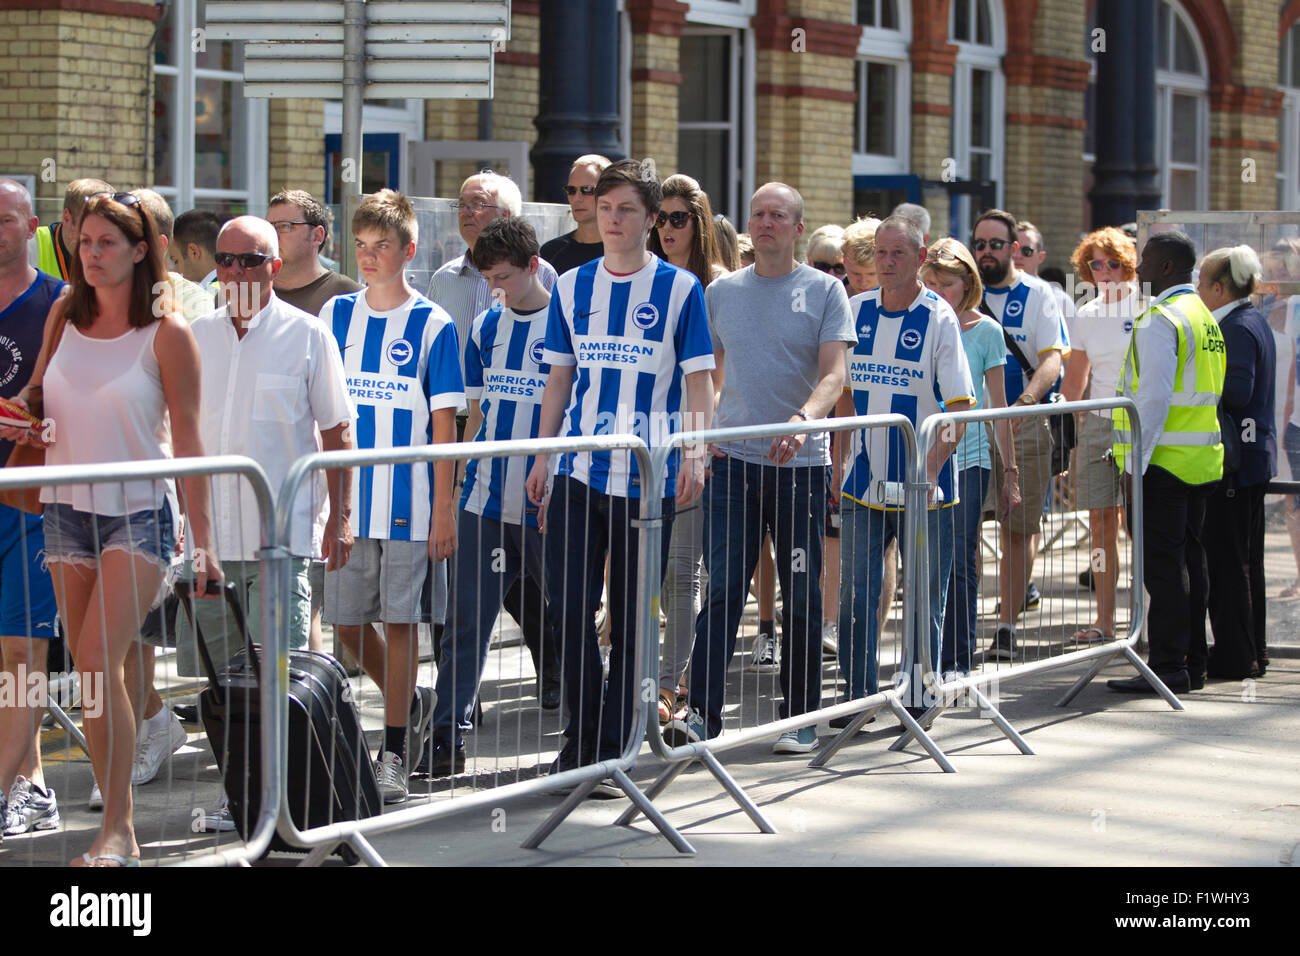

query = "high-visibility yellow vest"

[35,224,71,279]
[1112,289,1226,484]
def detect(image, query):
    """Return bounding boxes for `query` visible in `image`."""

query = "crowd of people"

[0,161,1290,864]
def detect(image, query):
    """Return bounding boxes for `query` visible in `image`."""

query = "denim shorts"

[42,502,176,572]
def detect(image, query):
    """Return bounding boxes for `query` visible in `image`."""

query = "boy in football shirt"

[321,190,465,803]
[425,216,558,776]
[835,217,975,710]
[524,159,715,778]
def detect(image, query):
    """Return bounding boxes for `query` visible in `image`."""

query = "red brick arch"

[1084,0,1235,85]
[1283,0,1300,39]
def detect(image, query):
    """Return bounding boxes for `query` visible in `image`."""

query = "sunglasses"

[88,191,144,227]
[214,251,273,269]
[1017,245,1036,256]
[813,260,846,277]
[972,238,1011,252]
[450,200,499,213]
[564,185,596,197]
[1089,258,1123,272]
[655,210,693,229]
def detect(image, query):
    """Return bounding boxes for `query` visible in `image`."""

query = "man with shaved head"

[177,216,356,828]
[666,181,856,755]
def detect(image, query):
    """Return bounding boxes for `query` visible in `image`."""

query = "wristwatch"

[794,409,809,421]
[1015,392,1037,406]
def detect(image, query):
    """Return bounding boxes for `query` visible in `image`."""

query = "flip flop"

[1280,581,1300,599]
[72,852,140,868]
[1072,626,1111,644]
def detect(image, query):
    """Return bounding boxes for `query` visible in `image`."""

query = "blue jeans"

[837,499,954,706]
[544,477,674,763]
[941,467,991,675]
[688,456,827,740]
[433,510,554,747]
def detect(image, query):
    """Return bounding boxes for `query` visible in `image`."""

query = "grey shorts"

[309,559,325,616]
[324,538,428,625]
[1071,412,1122,511]
[174,559,312,676]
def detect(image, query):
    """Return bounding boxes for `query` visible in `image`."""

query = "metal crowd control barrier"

[271,434,696,865]
[0,455,282,869]
[619,413,962,845]
[879,397,1171,762]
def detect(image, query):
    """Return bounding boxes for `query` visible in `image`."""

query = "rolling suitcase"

[176,580,381,858]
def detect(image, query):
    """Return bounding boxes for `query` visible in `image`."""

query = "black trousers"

[1204,482,1267,678]
[1125,466,1213,677]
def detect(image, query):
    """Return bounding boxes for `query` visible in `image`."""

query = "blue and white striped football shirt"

[461,302,549,526]
[842,286,976,509]
[982,272,1070,400]
[323,291,466,540]
[543,254,715,498]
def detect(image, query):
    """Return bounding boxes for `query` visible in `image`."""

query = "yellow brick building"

[0,0,1295,273]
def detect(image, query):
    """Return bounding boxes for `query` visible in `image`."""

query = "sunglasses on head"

[972,238,1011,252]
[89,191,144,226]
[564,184,596,197]
[813,260,846,277]
[214,251,273,269]
[1089,258,1122,272]
[655,210,692,229]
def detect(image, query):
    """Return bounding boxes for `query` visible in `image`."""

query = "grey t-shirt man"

[706,263,856,465]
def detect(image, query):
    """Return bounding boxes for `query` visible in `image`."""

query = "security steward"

[1108,231,1226,695]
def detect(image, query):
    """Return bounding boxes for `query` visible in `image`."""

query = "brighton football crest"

[529,338,546,365]
[631,301,659,330]
[900,329,922,350]
[386,339,414,365]
[1004,299,1024,319]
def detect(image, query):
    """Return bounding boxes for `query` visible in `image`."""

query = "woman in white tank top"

[3,192,220,866]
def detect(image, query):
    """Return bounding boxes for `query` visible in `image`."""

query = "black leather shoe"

[427,743,466,778]
[1107,670,1190,694]
[829,712,876,730]
[1189,673,1205,691]
[540,677,562,711]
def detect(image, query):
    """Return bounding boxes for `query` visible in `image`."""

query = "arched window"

[1155,0,1209,209]
[949,0,1004,237]
[853,0,910,174]
[1278,21,1300,211]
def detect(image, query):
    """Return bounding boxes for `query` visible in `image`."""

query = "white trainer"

[376,751,409,805]
[4,776,60,835]
[747,632,779,673]
[132,710,189,785]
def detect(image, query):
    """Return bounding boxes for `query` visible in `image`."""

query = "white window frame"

[678,23,749,221]
[684,0,755,29]
[323,98,424,192]
[1279,25,1300,212]
[949,0,1005,236]
[1280,93,1300,212]
[852,1,911,176]
[153,0,267,214]
[1154,0,1209,210]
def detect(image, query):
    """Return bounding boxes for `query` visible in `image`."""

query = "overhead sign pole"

[341,0,365,278]
[205,1,511,276]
